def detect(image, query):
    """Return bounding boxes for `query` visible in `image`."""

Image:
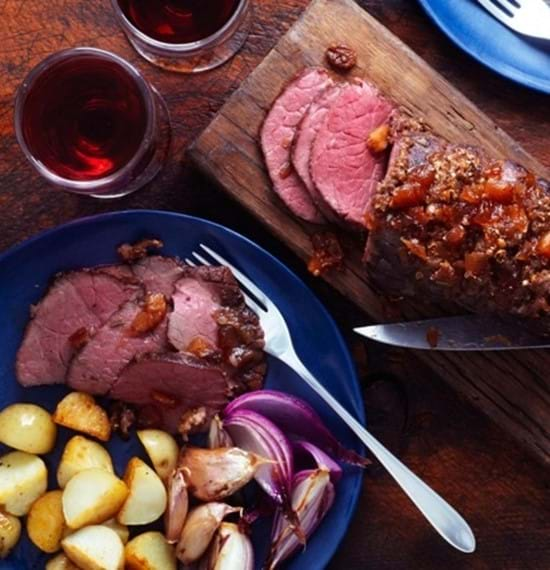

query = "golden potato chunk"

[53,393,111,442]
[0,403,57,454]
[27,490,66,553]
[57,435,114,488]
[62,468,128,530]
[125,531,176,570]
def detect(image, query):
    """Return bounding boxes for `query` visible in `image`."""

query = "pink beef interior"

[16,271,139,387]
[131,256,184,297]
[111,352,228,434]
[67,299,168,395]
[168,276,221,351]
[310,80,394,229]
[291,84,342,223]
[261,68,332,223]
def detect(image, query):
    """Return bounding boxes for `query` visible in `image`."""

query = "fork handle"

[282,350,476,554]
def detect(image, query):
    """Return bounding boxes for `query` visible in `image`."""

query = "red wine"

[118,0,239,44]
[21,55,148,181]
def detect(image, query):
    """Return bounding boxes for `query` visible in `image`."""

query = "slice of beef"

[131,255,184,297]
[16,270,140,387]
[67,298,168,395]
[310,80,394,229]
[291,85,343,223]
[261,68,332,223]
[110,353,229,434]
[169,266,266,392]
[365,129,550,319]
[168,265,244,351]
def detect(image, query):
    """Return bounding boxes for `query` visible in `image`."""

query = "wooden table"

[1,1,549,568]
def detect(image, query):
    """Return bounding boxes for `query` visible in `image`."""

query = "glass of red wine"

[14,47,171,199]
[111,0,252,73]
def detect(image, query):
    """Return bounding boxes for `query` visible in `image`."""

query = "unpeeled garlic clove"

[199,522,254,570]
[176,503,241,565]
[207,416,234,449]
[267,468,335,569]
[164,468,189,544]
[180,447,270,502]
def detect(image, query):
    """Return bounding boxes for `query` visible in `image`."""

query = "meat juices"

[261,68,332,223]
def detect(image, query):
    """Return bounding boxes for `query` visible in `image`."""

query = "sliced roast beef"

[110,353,229,434]
[131,255,184,297]
[365,129,550,319]
[310,80,394,229]
[67,298,168,395]
[16,270,140,387]
[261,68,332,223]
[168,266,241,351]
[291,85,343,223]
[169,266,266,392]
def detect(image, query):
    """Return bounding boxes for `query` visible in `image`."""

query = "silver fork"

[477,0,550,39]
[187,244,476,554]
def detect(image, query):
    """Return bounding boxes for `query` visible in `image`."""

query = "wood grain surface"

[190,0,550,467]
[1,0,549,568]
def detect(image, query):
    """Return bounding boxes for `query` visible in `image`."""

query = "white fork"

[187,244,476,554]
[477,0,550,39]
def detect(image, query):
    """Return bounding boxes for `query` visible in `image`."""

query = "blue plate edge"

[0,209,366,570]
[417,0,550,95]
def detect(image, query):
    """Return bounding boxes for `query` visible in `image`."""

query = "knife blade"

[353,315,550,351]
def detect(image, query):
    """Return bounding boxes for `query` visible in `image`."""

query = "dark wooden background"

[1,1,549,568]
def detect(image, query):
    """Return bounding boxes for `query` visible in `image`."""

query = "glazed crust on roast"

[365,124,550,320]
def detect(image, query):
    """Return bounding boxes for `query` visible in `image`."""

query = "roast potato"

[125,531,176,570]
[57,435,114,488]
[137,430,178,483]
[62,468,128,529]
[0,510,21,559]
[117,458,167,526]
[0,451,47,516]
[103,519,130,545]
[27,490,66,553]
[45,553,81,570]
[0,403,57,454]
[53,392,111,442]
[62,525,124,570]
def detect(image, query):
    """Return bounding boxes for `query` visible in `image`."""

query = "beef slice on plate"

[16,269,140,387]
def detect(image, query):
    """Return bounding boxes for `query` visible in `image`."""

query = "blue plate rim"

[417,0,550,95]
[0,209,365,569]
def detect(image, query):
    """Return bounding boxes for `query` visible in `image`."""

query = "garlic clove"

[176,503,241,565]
[207,416,234,449]
[199,522,254,570]
[267,469,335,569]
[180,447,270,502]
[164,469,189,544]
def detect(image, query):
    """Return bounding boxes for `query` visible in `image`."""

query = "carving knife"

[353,315,550,351]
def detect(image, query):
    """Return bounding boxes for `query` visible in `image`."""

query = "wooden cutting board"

[190,0,550,465]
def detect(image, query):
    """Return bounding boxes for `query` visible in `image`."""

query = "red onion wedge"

[223,409,305,543]
[293,440,343,484]
[224,390,369,467]
[267,468,336,569]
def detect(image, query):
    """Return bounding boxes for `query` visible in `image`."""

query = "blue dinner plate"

[0,210,364,569]
[418,0,550,94]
